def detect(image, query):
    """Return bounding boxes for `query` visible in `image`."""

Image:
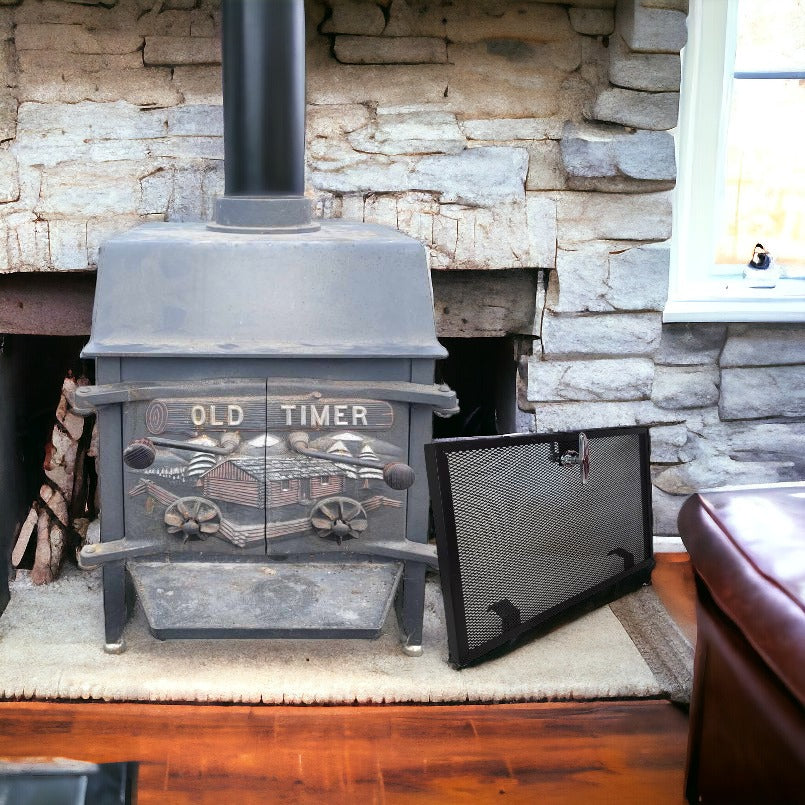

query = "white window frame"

[664,0,805,323]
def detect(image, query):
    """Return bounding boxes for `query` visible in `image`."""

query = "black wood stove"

[75,0,456,655]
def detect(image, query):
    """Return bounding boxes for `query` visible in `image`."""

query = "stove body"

[75,0,454,653]
[77,221,452,651]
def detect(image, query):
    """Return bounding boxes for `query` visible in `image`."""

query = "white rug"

[0,565,679,705]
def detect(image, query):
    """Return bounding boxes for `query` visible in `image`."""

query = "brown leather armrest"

[678,484,805,706]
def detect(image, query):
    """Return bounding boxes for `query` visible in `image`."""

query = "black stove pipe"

[221,0,306,197]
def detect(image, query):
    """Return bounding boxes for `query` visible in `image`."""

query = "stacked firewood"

[11,371,97,584]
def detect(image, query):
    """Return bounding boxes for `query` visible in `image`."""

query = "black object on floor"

[425,426,655,668]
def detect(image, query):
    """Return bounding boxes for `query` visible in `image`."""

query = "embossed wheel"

[164,497,222,542]
[310,497,368,545]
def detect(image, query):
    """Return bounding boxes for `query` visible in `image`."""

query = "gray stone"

[148,135,223,161]
[526,195,557,270]
[565,176,674,194]
[548,240,668,314]
[556,191,672,242]
[529,400,683,430]
[652,487,685,536]
[541,311,663,357]
[138,167,172,216]
[461,118,564,141]
[166,104,223,137]
[720,366,805,420]
[720,325,805,367]
[321,1,386,36]
[170,65,224,105]
[589,87,679,130]
[347,106,467,156]
[414,146,528,206]
[36,162,140,217]
[561,121,675,181]
[3,213,51,271]
[432,270,538,337]
[444,41,575,118]
[14,23,142,54]
[48,219,88,269]
[2,39,15,89]
[334,35,447,64]
[18,48,145,74]
[650,423,689,463]
[430,202,530,270]
[548,241,612,313]
[0,149,19,202]
[527,357,654,401]
[652,365,720,410]
[616,0,687,53]
[614,130,675,180]
[445,3,574,44]
[606,241,669,310]
[17,66,182,107]
[653,454,799,496]
[143,35,220,65]
[525,140,565,190]
[0,91,16,142]
[15,102,168,167]
[608,33,680,92]
[314,146,528,208]
[655,323,727,366]
[528,0,615,6]
[569,8,615,36]
[704,420,805,474]
[395,192,440,245]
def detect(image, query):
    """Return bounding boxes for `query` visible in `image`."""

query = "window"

[665,0,805,322]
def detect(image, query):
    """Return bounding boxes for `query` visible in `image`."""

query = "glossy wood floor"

[0,554,695,805]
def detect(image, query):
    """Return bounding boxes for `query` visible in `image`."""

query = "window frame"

[664,0,805,323]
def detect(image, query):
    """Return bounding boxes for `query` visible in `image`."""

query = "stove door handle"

[349,540,438,569]
[78,539,162,568]
[289,432,415,490]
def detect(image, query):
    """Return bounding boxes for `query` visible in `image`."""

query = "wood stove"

[74,0,455,655]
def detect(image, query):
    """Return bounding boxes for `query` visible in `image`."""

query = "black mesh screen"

[426,427,654,668]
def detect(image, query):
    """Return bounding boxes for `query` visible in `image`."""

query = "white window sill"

[663,278,805,323]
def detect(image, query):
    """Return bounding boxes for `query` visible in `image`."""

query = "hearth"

[74,0,455,655]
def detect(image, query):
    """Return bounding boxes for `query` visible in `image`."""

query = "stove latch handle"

[123,434,240,469]
[433,383,461,419]
[288,431,416,491]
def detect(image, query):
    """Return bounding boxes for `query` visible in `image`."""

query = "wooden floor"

[0,554,695,804]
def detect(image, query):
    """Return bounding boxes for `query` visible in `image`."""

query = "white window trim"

[665,0,805,323]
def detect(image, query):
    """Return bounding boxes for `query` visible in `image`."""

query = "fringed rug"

[0,566,692,705]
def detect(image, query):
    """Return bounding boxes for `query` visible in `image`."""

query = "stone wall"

[0,0,802,536]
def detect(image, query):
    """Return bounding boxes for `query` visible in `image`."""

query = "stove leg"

[102,561,131,653]
[397,561,427,656]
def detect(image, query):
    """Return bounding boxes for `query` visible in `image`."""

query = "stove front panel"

[120,380,410,560]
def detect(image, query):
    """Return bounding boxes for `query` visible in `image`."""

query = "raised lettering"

[310,405,330,428]
[333,405,348,426]
[352,405,368,426]
[280,404,296,426]
[209,405,224,426]
[227,405,244,426]
[191,405,206,426]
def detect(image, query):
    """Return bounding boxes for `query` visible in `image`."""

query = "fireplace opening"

[434,337,518,439]
[4,335,96,572]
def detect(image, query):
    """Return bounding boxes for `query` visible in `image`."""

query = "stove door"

[121,381,267,556]
[262,390,409,559]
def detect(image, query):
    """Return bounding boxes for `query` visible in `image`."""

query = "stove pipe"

[211,0,317,233]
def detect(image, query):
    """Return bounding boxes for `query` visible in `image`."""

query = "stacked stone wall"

[0,0,802,536]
